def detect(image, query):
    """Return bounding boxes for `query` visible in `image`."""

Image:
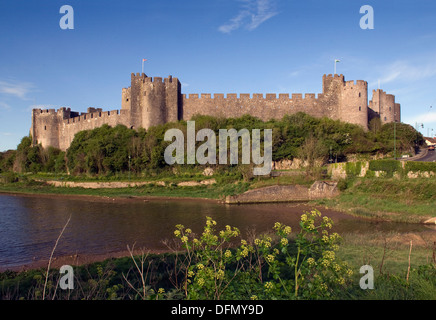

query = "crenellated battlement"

[344,80,367,88]
[372,88,386,94]
[323,73,345,81]
[34,108,57,114]
[182,92,321,100]
[63,109,124,125]
[129,73,176,85]
[292,94,302,100]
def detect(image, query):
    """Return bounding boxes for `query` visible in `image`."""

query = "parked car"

[429,145,435,151]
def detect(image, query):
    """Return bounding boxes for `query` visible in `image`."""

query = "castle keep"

[31,73,401,151]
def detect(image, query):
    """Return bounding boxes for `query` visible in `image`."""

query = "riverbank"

[1,188,435,300]
[313,177,436,224]
[0,247,172,273]
[7,227,435,274]
[0,189,435,275]
[1,226,435,300]
[0,179,249,201]
[0,174,435,223]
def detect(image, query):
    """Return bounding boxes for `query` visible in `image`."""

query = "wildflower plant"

[256,209,354,299]
[174,217,244,299]
[173,210,353,300]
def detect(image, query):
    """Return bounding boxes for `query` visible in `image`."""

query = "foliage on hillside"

[1,136,66,174]
[5,113,424,175]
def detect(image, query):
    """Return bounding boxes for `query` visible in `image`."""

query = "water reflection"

[0,194,432,269]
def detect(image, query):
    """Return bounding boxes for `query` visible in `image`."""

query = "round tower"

[340,80,368,129]
[380,94,396,124]
[142,77,166,129]
[31,109,61,149]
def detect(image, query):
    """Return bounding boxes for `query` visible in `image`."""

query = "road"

[414,149,436,162]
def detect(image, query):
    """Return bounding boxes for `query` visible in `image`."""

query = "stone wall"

[225,181,339,204]
[329,161,436,179]
[31,73,400,151]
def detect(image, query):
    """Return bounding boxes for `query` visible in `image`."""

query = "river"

[0,193,432,270]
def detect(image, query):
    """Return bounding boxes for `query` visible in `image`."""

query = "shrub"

[173,209,353,300]
[369,160,402,178]
[404,161,436,174]
[345,161,362,177]
[0,172,18,183]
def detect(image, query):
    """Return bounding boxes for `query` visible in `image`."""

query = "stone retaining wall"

[39,179,216,189]
[225,181,338,204]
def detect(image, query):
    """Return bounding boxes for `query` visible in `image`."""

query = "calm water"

[0,193,432,269]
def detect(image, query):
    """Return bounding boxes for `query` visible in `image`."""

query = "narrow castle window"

[44,125,47,130]
[359,93,361,97]
[359,106,361,111]
[389,107,391,111]
[384,117,387,121]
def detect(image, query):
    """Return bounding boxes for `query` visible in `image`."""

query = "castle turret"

[369,89,399,125]
[142,76,167,129]
[339,80,368,129]
[320,74,345,119]
[123,73,181,129]
[31,108,71,149]
[321,74,368,129]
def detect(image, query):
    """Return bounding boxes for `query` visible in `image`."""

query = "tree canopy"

[7,113,424,175]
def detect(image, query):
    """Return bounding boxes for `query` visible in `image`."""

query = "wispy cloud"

[0,101,11,110]
[370,56,436,87]
[288,71,300,77]
[407,111,436,124]
[0,80,35,100]
[218,0,278,34]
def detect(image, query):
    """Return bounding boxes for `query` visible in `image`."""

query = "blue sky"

[1,0,436,151]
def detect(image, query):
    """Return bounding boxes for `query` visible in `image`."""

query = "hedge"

[345,161,363,177]
[405,161,436,173]
[368,160,402,177]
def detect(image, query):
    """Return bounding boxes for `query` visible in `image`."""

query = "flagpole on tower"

[334,59,340,75]
[142,58,147,74]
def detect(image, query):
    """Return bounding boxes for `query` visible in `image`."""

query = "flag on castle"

[142,58,147,74]
[334,59,340,74]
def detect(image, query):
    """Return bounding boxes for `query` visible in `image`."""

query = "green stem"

[295,245,301,298]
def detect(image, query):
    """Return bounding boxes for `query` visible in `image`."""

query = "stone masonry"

[31,73,401,151]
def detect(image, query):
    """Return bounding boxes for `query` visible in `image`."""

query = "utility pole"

[415,122,424,131]
[394,116,396,160]
[415,122,424,152]
[128,155,131,182]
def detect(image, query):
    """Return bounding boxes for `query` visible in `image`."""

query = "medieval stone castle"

[31,73,401,151]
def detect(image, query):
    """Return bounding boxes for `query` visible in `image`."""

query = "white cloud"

[0,101,11,109]
[406,111,436,124]
[218,0,278,34]
[370,57,436,87]
[0,80,34,100]
[289,71,300,77]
